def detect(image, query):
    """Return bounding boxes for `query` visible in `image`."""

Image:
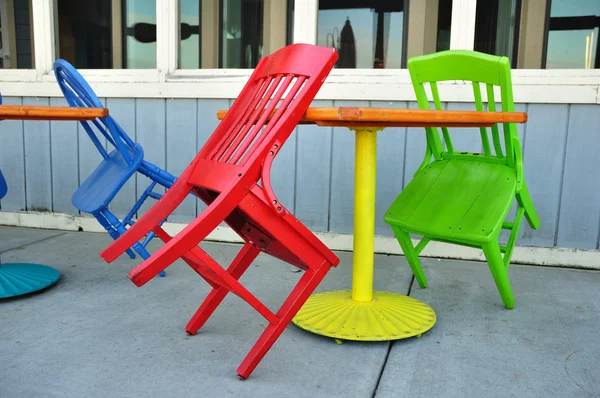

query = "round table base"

[292,290,436,341]
[0,263,61,299]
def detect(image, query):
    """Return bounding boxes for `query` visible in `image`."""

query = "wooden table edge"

[216,106,528,127]
[0,105,109,121]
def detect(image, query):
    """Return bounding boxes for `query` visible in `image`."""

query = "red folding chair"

[100,44,340,379]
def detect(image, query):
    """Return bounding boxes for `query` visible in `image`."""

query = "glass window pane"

[126,1,157,68]
[180,0,200,68]
[436,0,452,52]
[317,0,406,69]
[222,0,263,68]
[545,0,600,69]
[474,0,520,64]
[178,0,292,69]
[56,0,156,69]
[0,0,34,69]
[316,0,450,69]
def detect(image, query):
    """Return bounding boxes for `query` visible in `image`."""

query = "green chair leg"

[391,226,428,288]
[481,241,515,309]
[517,182,540,230]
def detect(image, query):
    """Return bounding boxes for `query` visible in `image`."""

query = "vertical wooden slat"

[445,102,482,154]
[106,98,137,219]
[500,103,528,244]
[373,101,406,237]
[556,104,600,250]
[403,101,429,186]
[329,100,368,234]
[77,99,106,217]
[518,104,568,247]
[430,82,453,153]
[209,76,270,161]
[294,99,333,232]
[486,84,504,158]
[135,99,166,216]
[23,97,52,212]
[472,82,492,156]
[166,99,197,223]
[0,97,26,211]
[196,98,230,215]
[270,127,297,215]
[49,97,79,215]
[221,75,281,163]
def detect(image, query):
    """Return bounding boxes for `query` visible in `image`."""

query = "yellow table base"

[292,128,437,341]
[292,290,436,341]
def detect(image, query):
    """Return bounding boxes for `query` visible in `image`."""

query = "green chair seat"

[385,159,516,244]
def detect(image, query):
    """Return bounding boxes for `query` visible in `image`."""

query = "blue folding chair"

[54,59,178,277]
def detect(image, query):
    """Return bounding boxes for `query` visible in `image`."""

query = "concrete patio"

[1,226,598,397]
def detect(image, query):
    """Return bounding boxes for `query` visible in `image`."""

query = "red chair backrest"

[188,44,338,191]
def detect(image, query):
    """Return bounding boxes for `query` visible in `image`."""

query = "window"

[474,0,520,66]
[56,0,156,69]
[316,0,453,69]
[436,0,453,52]
[178,0,293,69]
[475,0,599,69]
[317,0,408,69]
[544,0,599,69]
[0,0,34,69]
[0,0,599,104]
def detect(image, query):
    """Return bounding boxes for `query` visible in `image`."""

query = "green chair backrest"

[407,50,519,170]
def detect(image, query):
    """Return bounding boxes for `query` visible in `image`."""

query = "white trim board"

[0,81,598,105]
[0,211,598,271]
[2,68,600,104]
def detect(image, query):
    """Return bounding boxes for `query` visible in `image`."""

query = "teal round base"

[0,263,61,298]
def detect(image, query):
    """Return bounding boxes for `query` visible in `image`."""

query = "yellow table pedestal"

[292,128,436,341]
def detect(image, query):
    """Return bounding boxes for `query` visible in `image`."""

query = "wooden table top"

[217,106,528,128]
[0,105,108,121]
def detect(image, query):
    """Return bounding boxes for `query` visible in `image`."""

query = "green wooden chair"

[384,50,540,309]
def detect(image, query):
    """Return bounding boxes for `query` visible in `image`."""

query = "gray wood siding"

[0,97,598,251]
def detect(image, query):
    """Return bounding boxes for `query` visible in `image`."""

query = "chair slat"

[239,76,307,166]
[486,83,504,158]
[472,82,492,156]
[430,82,453,153]
[230,75,294,164]
[209,76,269,160]
[220,75,283,163]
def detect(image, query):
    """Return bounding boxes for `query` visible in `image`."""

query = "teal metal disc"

[0,263,61,298]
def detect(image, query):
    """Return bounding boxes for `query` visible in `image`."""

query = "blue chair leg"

[102,208,166,277]
[94,211,136,259]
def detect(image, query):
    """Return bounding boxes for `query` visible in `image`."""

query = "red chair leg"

[236,261,331,379]
[186,242,260,334]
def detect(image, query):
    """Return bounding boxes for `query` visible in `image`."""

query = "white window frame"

[0,0,599,104]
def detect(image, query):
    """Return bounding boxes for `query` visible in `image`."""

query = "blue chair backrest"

[53,59,139,166]
[0,92,6,199]
[0,169,7,200]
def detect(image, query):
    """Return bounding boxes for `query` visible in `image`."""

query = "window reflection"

[0,0,34,69]
[180,0,200,68]
[474,0,520,64]
[317,1,406,69]
[179,0,292,70]
[221,0,264,68]
[125,1,157,68]
[545,0,599,69]
[437,0,452,52]
[57,0,156,69]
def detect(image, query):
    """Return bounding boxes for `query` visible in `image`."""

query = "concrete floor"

[0,226,598,398]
